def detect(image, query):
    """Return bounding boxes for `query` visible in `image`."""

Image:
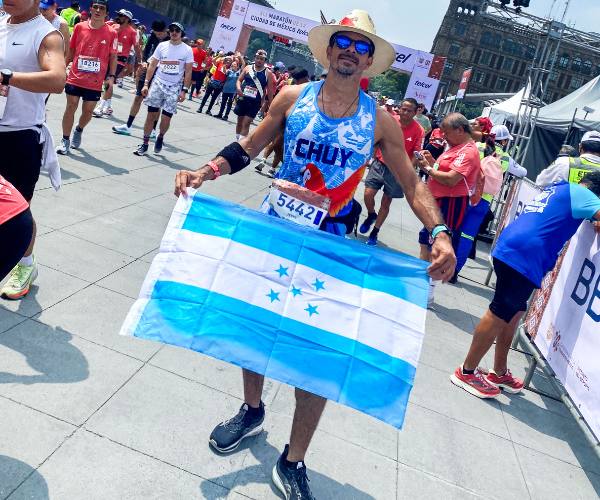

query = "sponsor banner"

[209,0,248,53]
[428,55,446,80]
[404,69,440,110]
[532,223,600,439]
[244,3,318,44]
[391,44,434,74]
[456,68,473,99]
[497,178,543,236]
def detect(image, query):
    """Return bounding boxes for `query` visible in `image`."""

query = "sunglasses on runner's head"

[331,34,373,56]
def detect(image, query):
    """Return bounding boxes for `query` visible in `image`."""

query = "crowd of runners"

[1,2,600,499]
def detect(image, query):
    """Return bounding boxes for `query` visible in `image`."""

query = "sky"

[270,0,599,53]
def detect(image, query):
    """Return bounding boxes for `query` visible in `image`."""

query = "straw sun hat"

[307,9,396,77]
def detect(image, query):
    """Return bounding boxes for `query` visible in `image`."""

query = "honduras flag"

[120,191,429,428]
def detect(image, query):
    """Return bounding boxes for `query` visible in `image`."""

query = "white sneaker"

[92,104,104,117]
[112,123,131,136]
[56,137,70,155]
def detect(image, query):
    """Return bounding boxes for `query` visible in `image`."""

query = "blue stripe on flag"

[181,192,429,308]
[133,281,416,428]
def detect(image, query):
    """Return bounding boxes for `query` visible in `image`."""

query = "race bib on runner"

[243,86,258,99]
[192,62,198,69]
[117,42,123,53]
[160,60,180,75]
[267,187,327,229]
[77,56,101,73]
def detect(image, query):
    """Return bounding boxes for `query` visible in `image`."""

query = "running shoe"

[134,143,149,156]
[154,135,164,154]
[209,402,264,453]
[255,159,266,172]
[272,444,315,500]
[221,115,229,121]
[359,212,377,234]
[486,369,524,394]
[56,138,70,155]
[206,110,213,116]
[92,104,104,117]
[450,365,501,399]
[214,113,223,119]
[149,129,157,141]
[117,79,123,88]
[1,257,38,300]
[196,107,204,113]
[103,107,113,116]
[71,128,82,149]
[268,167,277,178]
[366,233,378,246]
[112,124,131,135]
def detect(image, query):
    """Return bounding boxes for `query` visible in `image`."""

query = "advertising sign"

[456,67,473,100]
[244,3,318,44]
[531,223,600,439]
[390,44,433,74]
[404,70,440,110]
[209,0,248,53]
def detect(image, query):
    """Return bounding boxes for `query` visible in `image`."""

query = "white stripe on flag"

[140,229,426,368]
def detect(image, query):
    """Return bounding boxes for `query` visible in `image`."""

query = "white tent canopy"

[483,85,530,124]
[536,75,600,133]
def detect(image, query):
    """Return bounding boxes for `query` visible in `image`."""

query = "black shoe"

[154,135,164,154]
[206,110,212,116]
[272,445,315,500]
[133,143,148,156]
[214,114,223,119]
[221,115,229,121]
[196,107,203,113]
[209,402,264,453]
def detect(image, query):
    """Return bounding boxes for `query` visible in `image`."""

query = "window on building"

[472,49,481,64]
[453,23,467,37]
[480,51,491,65]
[473,70,485,84]
[582,60,592,75]
[449,43,460,57]
[444,61,454,74]
[571,75,584,89]
[480,31,493,47]
[572,57,582,71]
[525,45,536,59]
[496,55,504,70]
[558,54,569,68]
[564,75,572,89]
[502,57,514,72]
[490,54,497,67]
[519,61,527,76]
[549,69,559,82]
[502,38,522,57]
[497,77,508,92]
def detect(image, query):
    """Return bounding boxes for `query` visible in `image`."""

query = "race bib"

[192,62,198,69]
[77,56,101,73]
[243,86,258,99]
[117,42,123,53]
[160,60,180,75]
[267,187,327,229]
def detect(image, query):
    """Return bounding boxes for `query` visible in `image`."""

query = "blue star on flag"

[276,265,289,278]
[266,289,280,303]
[312,278,325,291]
[305,304,319,316]
[290,285,303,297]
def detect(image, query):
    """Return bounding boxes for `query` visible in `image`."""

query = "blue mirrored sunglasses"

[332,34,373,56]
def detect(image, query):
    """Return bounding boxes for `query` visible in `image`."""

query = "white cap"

[385,98,395,106]
[582,131,600,143]
[116,9,133,19]
[491,124,513,141]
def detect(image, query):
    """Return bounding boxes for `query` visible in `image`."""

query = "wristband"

[182,86,189,92]
[207,160,221,179]
[431,224,451,240]
[216,142,251,174]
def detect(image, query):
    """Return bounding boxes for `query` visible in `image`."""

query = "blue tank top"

[278,81,376,218]
[242,65,267,102]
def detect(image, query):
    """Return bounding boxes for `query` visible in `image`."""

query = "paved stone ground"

[1,81,600,499]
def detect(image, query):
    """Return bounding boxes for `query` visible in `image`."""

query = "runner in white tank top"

[0,1,65,300]
[39,0,70,58]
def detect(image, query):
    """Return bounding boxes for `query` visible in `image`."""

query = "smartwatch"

[1,69,13,86]
[429,224,452,245]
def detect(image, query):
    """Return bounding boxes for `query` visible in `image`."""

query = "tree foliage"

[368,70,410,101]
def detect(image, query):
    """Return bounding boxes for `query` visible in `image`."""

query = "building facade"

[432,0,600,103]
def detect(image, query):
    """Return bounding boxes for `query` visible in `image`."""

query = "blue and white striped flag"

[120,191,429,428]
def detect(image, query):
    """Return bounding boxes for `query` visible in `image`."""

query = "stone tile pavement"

[1,82,599,499]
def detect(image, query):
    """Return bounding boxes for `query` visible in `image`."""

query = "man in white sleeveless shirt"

[175,10,456,499]
[0,0,65,299]
[39,0,70,59]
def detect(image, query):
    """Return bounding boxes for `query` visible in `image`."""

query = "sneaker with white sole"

[112,124,131,135]
[133,143,148,156]
[92,104,104,117]
[1,257,38,300]
[209,402,264,453]
[450,365,501,399]
[486,369,524,394]
[71,128,82,149]
[272,444,315,500]
[103,107,113,116]
[149,129,157,141]
[56,137,70,155]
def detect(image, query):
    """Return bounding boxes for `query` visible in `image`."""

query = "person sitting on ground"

[451,170,600,398]
[536,131,600,187]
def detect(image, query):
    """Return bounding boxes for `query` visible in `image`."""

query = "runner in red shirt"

[189,39,207,99]
[94,8,142,116]
[0,176,33,282]
[361,97,425,246]
[57,0,118,155]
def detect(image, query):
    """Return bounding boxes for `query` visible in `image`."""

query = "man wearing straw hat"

[174,10,455,498]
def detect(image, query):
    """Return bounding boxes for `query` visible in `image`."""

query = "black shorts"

[0,129,43,201]
[234,96,262,119]
[0,208,33,281]
[65,83,102,102]
[192,70,206,82]
[364,159,404,198]
[489,258,537,323]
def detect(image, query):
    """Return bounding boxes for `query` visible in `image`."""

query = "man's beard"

[335,66,356,77]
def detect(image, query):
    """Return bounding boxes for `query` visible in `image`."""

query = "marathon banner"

[404,70,440,110]
[529,223,600,439]
[390,44,434,74]
[209,0,249,53]
[456,68,473,100]
[120,191,430,428]
[244,3,319,44]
